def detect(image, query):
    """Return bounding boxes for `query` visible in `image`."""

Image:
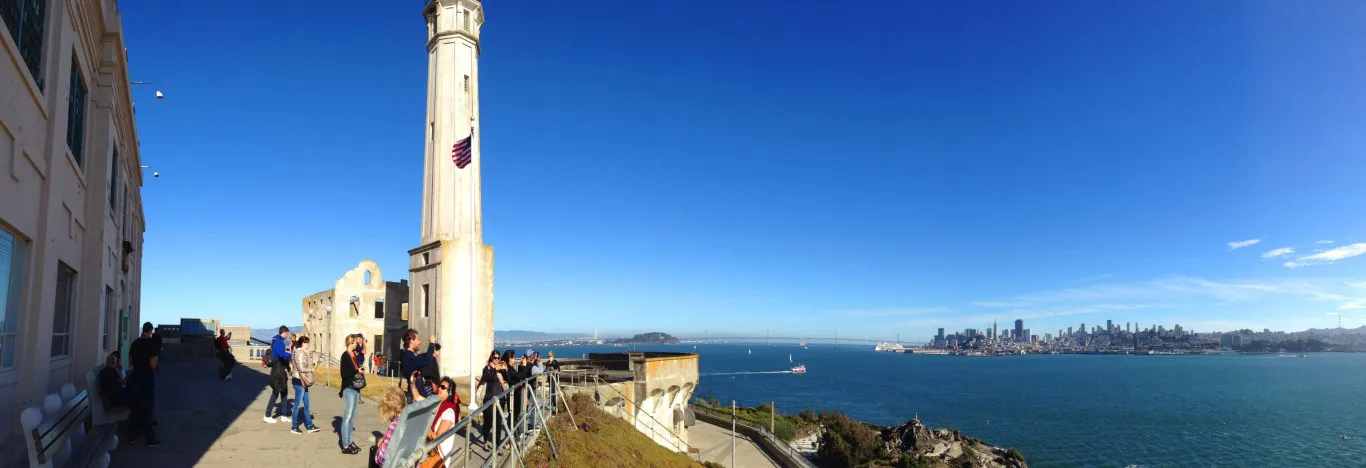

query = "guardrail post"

[731,400,737,468]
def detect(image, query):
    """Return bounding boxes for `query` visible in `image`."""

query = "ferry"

[790,364,807,374]
[875,342,907,353]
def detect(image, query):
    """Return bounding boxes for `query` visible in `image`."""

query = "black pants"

[479,397,510,445]
[128,374,156,440]
[217,350,236,379]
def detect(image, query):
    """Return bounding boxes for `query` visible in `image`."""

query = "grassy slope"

[526,394,699,468]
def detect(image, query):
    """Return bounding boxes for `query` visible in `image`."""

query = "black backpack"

[264,348,277,368]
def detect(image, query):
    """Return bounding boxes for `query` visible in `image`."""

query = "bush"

[1006,447,1025,461]
[897,454,934,468]
[816,412,883,468]
[702,462,727,468]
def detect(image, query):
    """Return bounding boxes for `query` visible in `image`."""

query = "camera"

[152,172,159,178]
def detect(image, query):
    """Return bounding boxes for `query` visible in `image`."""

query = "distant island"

[613,332,680,345]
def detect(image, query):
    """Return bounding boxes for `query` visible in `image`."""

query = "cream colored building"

[300,261,409,363]
[560,353,700,451]
[0,0,147,450]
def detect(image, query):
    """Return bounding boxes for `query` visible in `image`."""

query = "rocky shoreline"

[880,416,1026,468]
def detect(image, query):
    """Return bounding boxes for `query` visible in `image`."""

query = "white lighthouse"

[408,0,492,393]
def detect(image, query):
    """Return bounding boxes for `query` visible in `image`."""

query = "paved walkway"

[690,419,781,468]
[109,358,387,467]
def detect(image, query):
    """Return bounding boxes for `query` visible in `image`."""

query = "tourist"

[428,376,461,461]
[545,351,562,410]
[474,350,505,450]
[372,386,408,467]
[505,351,528,439]
[530,352,546,425]
[339,335,365,454]
[289,336,321,434]
[263,326,293,424]
[215,329,236,380]
[128,322,161,447]
[400,329,441,400]
[97,352,128,409]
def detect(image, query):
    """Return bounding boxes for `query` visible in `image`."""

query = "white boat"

[789,354,793,363]
[791,364,806,374]
[875,342,906,353]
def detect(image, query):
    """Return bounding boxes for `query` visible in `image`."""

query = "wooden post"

[770,400,775,434]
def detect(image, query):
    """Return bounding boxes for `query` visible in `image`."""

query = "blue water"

[536,343,1366,467]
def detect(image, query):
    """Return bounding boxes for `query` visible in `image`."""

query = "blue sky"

[121,1,1366,339]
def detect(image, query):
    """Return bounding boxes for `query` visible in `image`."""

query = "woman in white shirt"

[426,376,461,460]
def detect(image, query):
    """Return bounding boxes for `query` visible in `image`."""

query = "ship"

[790,364,806,374]
[799,337,807,348]
[875,342,907,353]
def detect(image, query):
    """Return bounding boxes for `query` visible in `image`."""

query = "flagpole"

[468,124,477,401]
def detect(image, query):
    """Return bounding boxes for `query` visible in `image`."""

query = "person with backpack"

[399,329,441,400]
[289,336,321,434]
[263,326,293,424]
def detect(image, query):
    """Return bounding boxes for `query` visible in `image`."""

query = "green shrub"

[816,411,883,468]
[897,454,934,468]
[1006,447,1025,461]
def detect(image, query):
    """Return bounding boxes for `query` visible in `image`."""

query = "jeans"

[341,388,359,447]
[266,389,290,418]
[291,382,312,429]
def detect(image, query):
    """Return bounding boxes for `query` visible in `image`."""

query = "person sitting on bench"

[98,352,129,408]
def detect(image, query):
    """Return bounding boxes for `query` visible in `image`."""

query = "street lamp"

[130,81,163,99]
[140,165,159,178]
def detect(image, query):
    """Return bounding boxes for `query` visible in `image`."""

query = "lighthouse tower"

[408,0,492,392]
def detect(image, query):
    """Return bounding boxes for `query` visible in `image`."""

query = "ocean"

[535,343,1366,467]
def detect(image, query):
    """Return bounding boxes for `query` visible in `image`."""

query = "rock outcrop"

[880,416,1027,468]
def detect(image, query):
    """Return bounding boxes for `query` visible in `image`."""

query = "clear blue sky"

[121,1,1366,339]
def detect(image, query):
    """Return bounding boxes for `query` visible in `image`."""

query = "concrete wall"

[300,261,407,364]
[0,0,146,444]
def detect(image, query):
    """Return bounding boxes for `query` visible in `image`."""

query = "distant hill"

[612,332,679,345]
[495,330,588,343]
[251,326,302,343]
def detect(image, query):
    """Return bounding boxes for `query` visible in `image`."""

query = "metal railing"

[689,402,818,468]
[387,370,568,468]
[554,368,696,458]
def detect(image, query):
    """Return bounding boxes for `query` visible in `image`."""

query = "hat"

[524,348,534,358]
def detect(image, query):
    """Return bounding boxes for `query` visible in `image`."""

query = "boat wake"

[701,370,794,376]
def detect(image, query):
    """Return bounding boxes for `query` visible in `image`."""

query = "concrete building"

[407,0,494,392]
[300,261,409,362]
[0,0,147,448]
[559,352,700,451]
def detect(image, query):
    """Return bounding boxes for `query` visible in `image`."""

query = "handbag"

[350,352,367,390]
[418,448,445,468]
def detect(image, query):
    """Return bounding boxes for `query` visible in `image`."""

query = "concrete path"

[108,358,388,467]
[690,419,781,468]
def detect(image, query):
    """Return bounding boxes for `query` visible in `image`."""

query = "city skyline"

[116,1,1366,336]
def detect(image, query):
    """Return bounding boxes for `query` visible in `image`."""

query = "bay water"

[538,343,1366,467]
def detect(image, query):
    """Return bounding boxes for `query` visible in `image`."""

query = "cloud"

[1318,240,1335,244]
[1227,239,1261,250]
[975,275,1366,315]
[1261,247,1295,258]
[1347,281,1366,289]
[1283,243,1366,268]
[1341,303,1366,310]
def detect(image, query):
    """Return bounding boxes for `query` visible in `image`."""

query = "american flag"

[451,128,473,168]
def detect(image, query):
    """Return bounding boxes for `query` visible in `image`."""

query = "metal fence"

[689,401,818,468]
[384,370,568,468]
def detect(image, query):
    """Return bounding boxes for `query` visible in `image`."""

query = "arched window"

[363,270,372,285]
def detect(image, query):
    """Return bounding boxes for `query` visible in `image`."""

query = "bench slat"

[63,424,114,468]
[29,391,91,464]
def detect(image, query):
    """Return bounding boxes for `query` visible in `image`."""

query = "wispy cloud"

[975,276,1366,315]
[1261,247,1295,258]
[1228,239,1261,250]
[1347,281,1366,289]
[1283,243,1366,268]
[1318,240,1335,244]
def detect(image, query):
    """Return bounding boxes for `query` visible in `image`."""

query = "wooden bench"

[82,366,131,427]
[20,388,117,468]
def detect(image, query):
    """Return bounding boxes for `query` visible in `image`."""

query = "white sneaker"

[279,416,292,423]
[263,416,277,424]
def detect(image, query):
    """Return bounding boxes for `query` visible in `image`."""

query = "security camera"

[155,90,164,99]
[153,171,160,178]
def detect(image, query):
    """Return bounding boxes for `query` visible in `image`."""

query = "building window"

[0,0,46,90]
[373,335,383,356]
[51,263,76,357]
[109,148,119,211]
[103,286,113,350]
[363,270,372,285]
[66,55,88,166]
[0,228,24,368]
[422,284,430,317]
[461,9,469,31]
[374,300,384,319]
[464,75,469,93]
[121,186,128,240]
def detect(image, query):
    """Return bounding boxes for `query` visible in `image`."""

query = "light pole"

[130,81,164,99]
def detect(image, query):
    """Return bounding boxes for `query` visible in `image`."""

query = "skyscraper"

[993,319,998,342]
[1014,319,1024,342]
[1107,320,1113,333]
